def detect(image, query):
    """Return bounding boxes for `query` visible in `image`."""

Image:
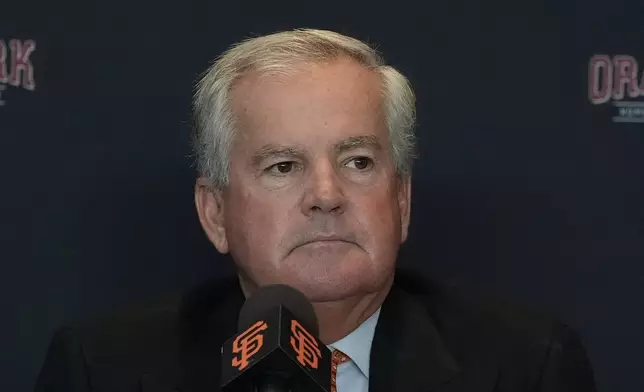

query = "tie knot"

[332,349,350,365]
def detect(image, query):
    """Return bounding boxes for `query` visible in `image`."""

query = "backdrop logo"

[588,54,644,123]
[0,39,36,107]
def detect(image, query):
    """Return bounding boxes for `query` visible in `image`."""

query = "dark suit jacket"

[35,270,597,392]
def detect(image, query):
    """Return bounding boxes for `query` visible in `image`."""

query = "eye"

[346,157,373,170]
[267,161,296,174]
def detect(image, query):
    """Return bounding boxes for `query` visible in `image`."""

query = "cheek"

[354,185,401,243]
[225,185,293,257]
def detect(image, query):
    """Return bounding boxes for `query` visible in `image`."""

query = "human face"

[196,58,411,302]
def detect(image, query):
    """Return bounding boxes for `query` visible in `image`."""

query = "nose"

[300,160,346,217]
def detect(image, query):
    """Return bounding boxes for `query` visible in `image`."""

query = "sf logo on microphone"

[232,320,268,370]
[290,319,322,369]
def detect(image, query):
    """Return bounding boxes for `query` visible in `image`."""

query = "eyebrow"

[333,135,382,154]
[251,144,306,167]
[250,135,383,167]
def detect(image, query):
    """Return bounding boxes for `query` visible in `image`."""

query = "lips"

[301,235,352,246]
[289,233,357,255]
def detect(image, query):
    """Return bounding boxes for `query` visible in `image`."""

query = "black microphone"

[220,284,332,392]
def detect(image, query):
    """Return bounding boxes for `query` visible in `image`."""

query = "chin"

[283,263,392,303]
[243,246,395,302]
[294,284,359,303]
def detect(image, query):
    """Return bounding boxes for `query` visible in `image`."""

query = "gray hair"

[193,28,416,189]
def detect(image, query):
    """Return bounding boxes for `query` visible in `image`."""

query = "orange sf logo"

[290,319,321,369]
[232,320,268,371]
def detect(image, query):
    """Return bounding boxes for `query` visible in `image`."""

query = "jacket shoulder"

[395,270,562,361]
[36,276,241,390]
[393,270,596,391]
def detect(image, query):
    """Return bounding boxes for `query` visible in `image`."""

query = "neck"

[313,277,393,344]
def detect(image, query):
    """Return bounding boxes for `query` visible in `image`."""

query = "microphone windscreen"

[238,284,319,337]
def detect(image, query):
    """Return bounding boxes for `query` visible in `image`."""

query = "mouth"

[289,235,357,255]
[300,240,350,248]
[301,236,353,246]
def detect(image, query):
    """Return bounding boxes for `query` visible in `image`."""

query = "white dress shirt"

[327,307,381,392]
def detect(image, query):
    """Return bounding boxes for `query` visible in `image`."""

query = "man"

[35,29,597,392]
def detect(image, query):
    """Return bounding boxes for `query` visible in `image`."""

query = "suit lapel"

[369,280,499,392]
[369,283,460,392]
[139,373,179,392]
[139,276,245,392]
[180,277,245,392]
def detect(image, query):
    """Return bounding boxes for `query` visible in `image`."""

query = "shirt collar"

[327,307,381,379]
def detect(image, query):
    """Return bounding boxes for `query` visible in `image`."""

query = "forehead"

[230,58,386,149]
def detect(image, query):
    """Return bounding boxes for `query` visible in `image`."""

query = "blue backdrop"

[1,1,642,391]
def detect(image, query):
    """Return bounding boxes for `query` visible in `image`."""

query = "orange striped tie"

[330,349,350,392]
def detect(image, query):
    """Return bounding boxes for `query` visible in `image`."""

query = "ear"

[194,177,229,254]
[397,176,412,244]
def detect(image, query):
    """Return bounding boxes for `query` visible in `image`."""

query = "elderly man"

[36,29,596,392]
